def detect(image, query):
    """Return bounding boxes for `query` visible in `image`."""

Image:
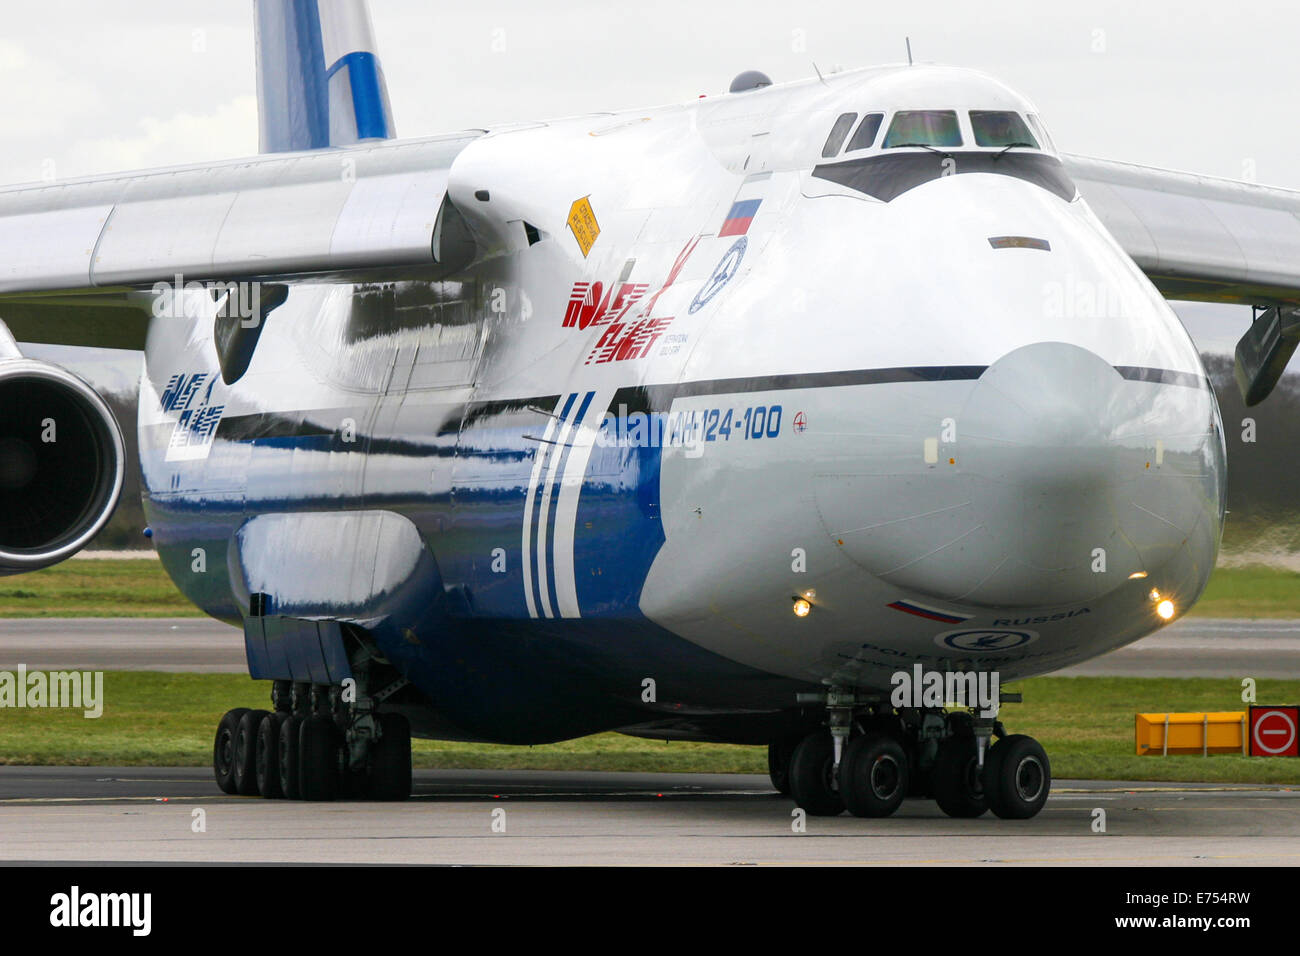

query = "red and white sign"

[1249,706,1299,756]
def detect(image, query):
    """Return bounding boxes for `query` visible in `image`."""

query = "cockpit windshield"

[969,111,1039,149]
[882,110,962,149]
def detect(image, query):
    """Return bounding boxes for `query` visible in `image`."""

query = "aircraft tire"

[369,713,412,801]
[279,714,305,800]
[839,731,909,818]
[232,709,269,796]
[932,736,988,818]
[788,730,845,816]
[213,707,249,795]
[767,735,799,795]
[299,715,341,801]
[983,734,1051,819]
[255,712,286,799]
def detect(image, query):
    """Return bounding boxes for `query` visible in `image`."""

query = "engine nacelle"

[0,357,125,574]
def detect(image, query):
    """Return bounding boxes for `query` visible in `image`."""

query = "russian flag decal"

[887,599,971,624]
[718,172,770,236]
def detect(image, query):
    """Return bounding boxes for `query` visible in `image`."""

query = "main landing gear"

[213,678,412,801]
[769,691,1050,820]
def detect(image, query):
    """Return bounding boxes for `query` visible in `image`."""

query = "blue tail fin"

[254,0,396,153]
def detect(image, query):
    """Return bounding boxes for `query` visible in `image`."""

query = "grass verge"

[0,559,200,618]
[0,672,1297,784]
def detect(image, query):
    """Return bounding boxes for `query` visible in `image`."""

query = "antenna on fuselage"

[906,37,913,65]
[812,61,827,86]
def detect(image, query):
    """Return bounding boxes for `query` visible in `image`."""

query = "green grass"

[1,672,1297,784]
[0,559,201,618]
[6,559,1300,619]
[1186,565,1300,618]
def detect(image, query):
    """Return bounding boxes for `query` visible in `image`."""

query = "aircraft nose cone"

[958,342,1159,605]
[819,341,1223,609]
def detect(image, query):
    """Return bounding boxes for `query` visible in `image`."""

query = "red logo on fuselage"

[561,236,702,364]
[563,282,649,329]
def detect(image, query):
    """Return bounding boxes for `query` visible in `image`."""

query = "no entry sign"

[1249,706,1299,757]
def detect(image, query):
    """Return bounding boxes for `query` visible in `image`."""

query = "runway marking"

[736,852,1300,865]
[1052,785,1293,793]
[0,796,231,805]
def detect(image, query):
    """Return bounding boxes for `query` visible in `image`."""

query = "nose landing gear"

[839,732,909,818]
[982,733,1051,819]
[772,691,1051,820]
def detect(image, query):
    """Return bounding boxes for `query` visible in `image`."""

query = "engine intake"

[0,358,125,574]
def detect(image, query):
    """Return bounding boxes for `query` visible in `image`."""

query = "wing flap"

[0,204,114,291]
[0,133,478,294]
[0,133,479,350]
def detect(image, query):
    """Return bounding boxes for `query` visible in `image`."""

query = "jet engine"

[0,354,125,575]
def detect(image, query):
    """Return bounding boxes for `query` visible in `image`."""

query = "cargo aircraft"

[2,0,1297,817]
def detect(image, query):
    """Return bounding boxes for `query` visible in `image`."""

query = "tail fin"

[254,0,396,153]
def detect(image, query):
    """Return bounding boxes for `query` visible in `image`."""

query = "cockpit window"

[882,110,962,149]
[1026,113,1057,153]
[845,112,884,152]
[970,111,1039,149]
[822,112,858,158]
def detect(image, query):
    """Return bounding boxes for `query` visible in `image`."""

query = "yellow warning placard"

[567,197,600,257]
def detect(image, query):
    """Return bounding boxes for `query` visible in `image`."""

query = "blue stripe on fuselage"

[542,391,595,617]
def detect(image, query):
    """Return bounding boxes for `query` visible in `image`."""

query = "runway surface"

[1058,618,1300,678]
[0,767,1293,865]
[0,618,243,672]
[0,617,1297,677]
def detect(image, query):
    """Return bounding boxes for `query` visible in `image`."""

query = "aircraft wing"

[0,133,479,350]
[6,140,1300,351]
[1065,153,1300,307]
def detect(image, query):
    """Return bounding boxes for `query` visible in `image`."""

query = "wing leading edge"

[1066,153,1300,306]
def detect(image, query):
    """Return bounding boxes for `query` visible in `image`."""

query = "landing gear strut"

[774,689,1050,820]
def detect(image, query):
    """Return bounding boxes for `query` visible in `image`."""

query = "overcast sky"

[7,0,1287,387]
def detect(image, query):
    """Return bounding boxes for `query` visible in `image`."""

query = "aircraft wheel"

[984,734,1051,819]
[369,713,412,801]
[278,714,305,800]
[788,731,844,817]
[933,736,988,818]
[767,735,799,796]
[299,715,341,802]
[232,709,269,796]
[839,732,909,818]
[255,712,286,799]
[213,707,249,795]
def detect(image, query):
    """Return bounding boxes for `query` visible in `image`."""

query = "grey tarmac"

[0,767,1295,865]
[0,617,1296,677]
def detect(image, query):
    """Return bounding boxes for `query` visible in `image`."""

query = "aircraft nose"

[821,341,1223,608]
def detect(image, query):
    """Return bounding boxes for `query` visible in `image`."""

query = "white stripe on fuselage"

[521,402,562,620]
[553,388,611,618]
[535,394,586,618]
